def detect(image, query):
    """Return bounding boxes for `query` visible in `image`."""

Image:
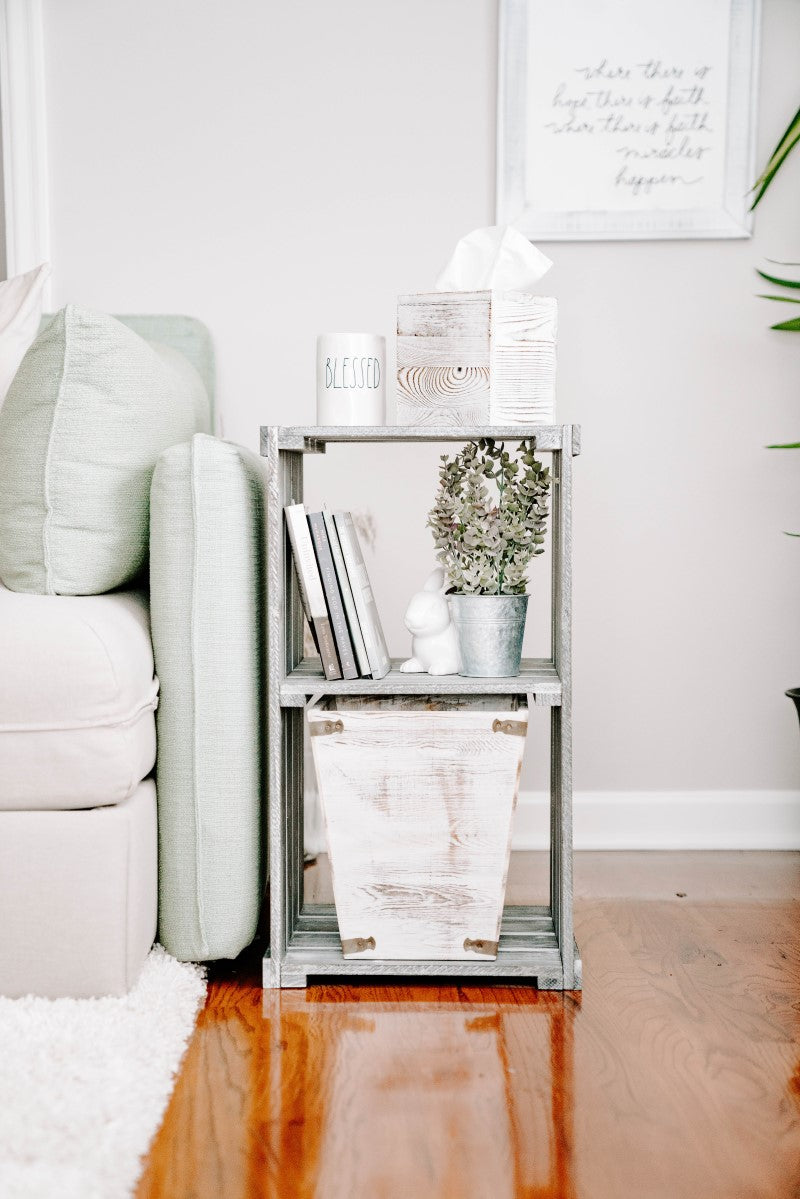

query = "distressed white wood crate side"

[396,290,556,426]
[308,695,528,961]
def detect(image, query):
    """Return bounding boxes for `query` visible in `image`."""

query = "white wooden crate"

[396,290,556,425]
[308,694,528,961]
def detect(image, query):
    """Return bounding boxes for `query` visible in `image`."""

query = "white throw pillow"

[0,262,50,410]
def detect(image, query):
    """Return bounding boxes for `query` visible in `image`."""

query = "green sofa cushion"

[0,305,209,595]
[150,433,265,962]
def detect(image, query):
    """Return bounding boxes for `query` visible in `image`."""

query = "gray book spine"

[307,512,358,680]
[333,511,391,681]
[284,504,341,681]
[323,507,371,677]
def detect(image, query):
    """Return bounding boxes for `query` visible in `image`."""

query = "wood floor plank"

[136,852,800,1199]
[569,898,800,1199]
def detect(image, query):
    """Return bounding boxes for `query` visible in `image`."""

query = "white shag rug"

[0,945,207,1199]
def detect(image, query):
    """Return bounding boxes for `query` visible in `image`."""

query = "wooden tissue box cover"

[396,289,556,426]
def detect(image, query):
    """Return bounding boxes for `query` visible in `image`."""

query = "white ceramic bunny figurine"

[399,567,461,675]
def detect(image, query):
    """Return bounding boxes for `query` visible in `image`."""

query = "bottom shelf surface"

[264,904,582,990]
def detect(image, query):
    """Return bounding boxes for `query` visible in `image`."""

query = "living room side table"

[260,424,582,991]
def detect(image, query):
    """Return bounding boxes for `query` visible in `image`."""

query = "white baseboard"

[512,790,800,851]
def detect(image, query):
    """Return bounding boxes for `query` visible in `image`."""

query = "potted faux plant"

[427,437,550,677]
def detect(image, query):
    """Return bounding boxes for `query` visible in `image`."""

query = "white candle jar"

[316,333,386,425]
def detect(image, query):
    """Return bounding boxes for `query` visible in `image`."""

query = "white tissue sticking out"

[435,225,553,293]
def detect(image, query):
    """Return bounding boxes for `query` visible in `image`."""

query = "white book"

[323,507,371,677]
[284,503,341,681]
[333,511,391,681]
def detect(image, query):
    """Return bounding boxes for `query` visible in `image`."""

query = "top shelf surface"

[263,425,580,455]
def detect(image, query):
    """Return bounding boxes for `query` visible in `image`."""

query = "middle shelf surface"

[279,656,562,705]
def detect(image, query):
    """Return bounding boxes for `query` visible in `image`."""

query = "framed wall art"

[497,0,761,240]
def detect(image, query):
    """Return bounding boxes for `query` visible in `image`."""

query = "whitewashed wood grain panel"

[492,292,557,343]
[490,348,556,422]
[396,366,490,425]
[397,292,491,338]
[490,294,557,423]
[308,695,528,961]
[396,333,489,368]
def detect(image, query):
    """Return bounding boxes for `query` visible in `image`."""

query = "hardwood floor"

[136,852,800,1199]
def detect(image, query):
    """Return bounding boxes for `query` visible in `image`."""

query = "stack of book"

[284,505,391,681]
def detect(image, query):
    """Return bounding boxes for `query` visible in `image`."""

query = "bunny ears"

[423,567,446,594]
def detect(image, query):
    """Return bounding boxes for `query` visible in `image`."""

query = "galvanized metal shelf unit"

[260,424,581,990]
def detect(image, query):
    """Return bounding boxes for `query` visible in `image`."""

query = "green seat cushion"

[0,305,210,595]
[150,433,265,961]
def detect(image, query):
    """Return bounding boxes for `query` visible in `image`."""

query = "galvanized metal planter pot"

[308,695,528,961]
[449,593,529,677]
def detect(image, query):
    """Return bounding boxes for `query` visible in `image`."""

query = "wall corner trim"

[0,0,50,286]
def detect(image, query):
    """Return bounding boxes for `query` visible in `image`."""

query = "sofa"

[0,308,266,998]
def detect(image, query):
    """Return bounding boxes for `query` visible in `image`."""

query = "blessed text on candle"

[325,357,382,390]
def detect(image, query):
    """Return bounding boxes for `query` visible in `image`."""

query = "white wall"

[42,1,800,826]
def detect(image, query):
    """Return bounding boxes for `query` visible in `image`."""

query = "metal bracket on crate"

[341,936,376,956]
[492,718,527,737]
[310,719,344,737]
[464,938,499,957]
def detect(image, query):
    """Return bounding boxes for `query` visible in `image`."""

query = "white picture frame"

[497,0,761,241]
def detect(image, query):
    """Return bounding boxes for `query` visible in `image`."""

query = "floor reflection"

[257,986,577,1199]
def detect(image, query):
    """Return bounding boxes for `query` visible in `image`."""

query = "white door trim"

[0,0,49,284]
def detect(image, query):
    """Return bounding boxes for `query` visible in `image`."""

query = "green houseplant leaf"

[750,103,800,210]
[751,102,800,540]
[756,269,800,290]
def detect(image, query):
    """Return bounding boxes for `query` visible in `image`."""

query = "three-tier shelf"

[260,424,581,990]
